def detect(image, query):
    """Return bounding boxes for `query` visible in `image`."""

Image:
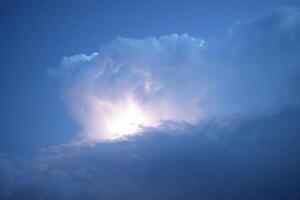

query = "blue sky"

[1,1,300,199]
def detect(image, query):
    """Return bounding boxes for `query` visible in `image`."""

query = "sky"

[1,0,300,199]
[1,0,299,156]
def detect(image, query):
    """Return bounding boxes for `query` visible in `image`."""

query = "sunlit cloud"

[49,7,300,141]
[50,34,210,140]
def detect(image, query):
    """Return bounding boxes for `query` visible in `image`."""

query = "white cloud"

[50,7,300,141]
[51,34,216,140]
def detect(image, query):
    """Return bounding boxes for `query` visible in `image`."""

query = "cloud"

[50,34,214,140]
[49,7,300,141]
[2,6,300,200]
[207,6,300,114]
[1,107,300,199]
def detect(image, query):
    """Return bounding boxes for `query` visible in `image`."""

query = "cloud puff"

[50,34,215,140]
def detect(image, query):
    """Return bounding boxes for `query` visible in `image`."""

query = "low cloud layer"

[1,7,300,200]
[1,108,300,199]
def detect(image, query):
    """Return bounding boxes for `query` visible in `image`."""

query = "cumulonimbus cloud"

[49,7,300,141]
[1,7,300,200]
[50,34,215,140]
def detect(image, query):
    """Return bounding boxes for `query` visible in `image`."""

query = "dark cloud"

[1,106,300,200]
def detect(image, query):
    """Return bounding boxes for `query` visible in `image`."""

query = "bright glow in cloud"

[51,34,209,140]
[50,7,300,141]
[84,96,157,140]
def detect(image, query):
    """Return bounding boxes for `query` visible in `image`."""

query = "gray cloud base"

[1,108,300,199]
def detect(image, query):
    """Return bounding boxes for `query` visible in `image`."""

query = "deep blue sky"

[1,0,300,156]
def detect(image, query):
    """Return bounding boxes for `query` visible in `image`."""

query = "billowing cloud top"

[50,7,300,141]
[50,34,212,140]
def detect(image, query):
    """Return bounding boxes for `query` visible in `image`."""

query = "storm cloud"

[1,108,300,199]
[48,7,300,141]
[1,7,300,200]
